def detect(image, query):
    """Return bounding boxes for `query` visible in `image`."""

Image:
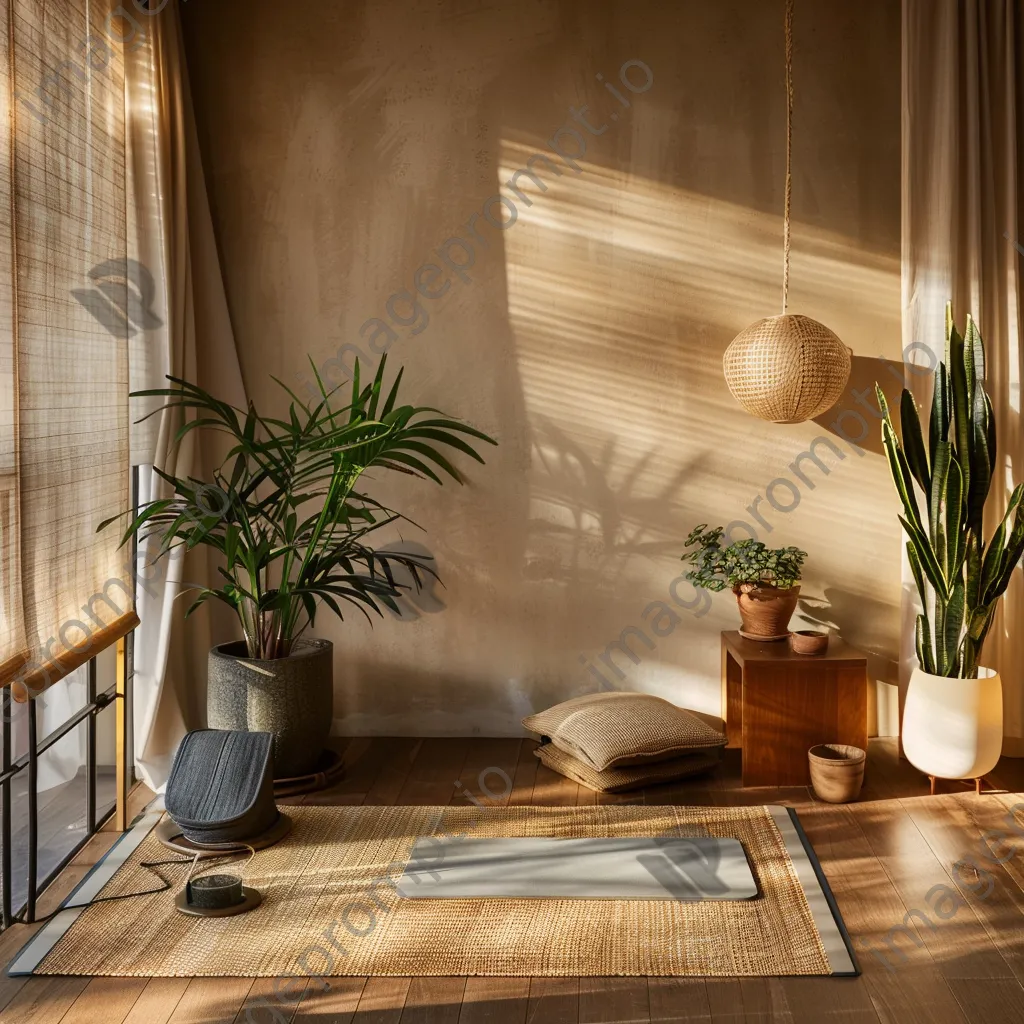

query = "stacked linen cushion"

[522,692,726,792]
[534,742,724,794]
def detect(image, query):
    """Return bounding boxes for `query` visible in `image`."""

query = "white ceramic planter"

[902,666,1003,780]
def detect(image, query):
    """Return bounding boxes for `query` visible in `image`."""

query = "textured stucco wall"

[181,0,904,736]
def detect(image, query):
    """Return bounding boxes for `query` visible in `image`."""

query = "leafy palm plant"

[101,357,496,659]
[876,305,1023,678]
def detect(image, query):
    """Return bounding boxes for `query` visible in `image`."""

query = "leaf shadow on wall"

[798,587,899,687]
[525,415,710,591]
[814,354,933,460]
[376,540,448,622]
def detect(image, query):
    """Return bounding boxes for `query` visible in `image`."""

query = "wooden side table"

[721,631,868,787]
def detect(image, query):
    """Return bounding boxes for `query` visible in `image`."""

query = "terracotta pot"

[733,583,800,639]
[790,629,829,655]
[808,744,866,803]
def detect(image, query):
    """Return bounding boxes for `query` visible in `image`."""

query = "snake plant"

[876,305,1024,678]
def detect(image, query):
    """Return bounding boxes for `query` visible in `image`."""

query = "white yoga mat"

[398,835,758,900]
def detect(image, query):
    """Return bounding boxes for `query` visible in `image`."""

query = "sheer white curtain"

[125,5,246,791]
[902,0,1024,753]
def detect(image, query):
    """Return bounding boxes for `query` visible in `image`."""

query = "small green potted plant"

[102,356,496,778]
[681,525,808,639]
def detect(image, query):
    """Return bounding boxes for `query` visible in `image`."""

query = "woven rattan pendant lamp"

[722,0,851,424]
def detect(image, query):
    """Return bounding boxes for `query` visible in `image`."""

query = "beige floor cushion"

[535,742,721,793]
[523,692,726,771]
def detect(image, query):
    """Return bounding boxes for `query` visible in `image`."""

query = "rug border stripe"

[768,805,859,977]
[6,808,163,978]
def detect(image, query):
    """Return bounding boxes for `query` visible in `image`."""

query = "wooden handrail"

[3,611,140,702]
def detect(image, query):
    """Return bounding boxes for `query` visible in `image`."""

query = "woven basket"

[723,314,851,423]
[808,743,865,803]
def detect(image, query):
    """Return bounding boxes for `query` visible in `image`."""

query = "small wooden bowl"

[789,629,829,655]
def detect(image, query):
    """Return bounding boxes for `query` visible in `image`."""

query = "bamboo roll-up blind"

[1,0,136,700]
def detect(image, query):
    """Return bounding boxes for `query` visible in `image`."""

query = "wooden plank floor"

[3,737,1024,1023]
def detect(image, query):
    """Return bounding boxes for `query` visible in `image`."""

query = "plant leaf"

[900,388,931,498]
[942,577,965,675]
[947,312,971,499]
[899,515,947,598]
[915,613,935,674]
[966,376,992,536]
[929,360,951,470]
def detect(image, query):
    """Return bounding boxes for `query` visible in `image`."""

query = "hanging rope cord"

[782,0,794,314]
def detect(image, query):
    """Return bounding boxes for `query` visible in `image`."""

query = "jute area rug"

[13,804,855,977]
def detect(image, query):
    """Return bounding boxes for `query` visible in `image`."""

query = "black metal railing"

[0,639,135,928]
[0,466,139,928]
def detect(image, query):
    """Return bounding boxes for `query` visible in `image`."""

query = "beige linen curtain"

[2,0,243,789]
[1,0,137,701]
[125,2,246,790]
[903,0,1024,753]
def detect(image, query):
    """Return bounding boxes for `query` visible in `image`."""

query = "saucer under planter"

[273,747,346,798]
[738,629,792,642]
[207,638,333,778]
[733,583,800,640]
[902,666,1003,790]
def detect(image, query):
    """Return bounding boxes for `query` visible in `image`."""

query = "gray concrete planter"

[207,638,333,778]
